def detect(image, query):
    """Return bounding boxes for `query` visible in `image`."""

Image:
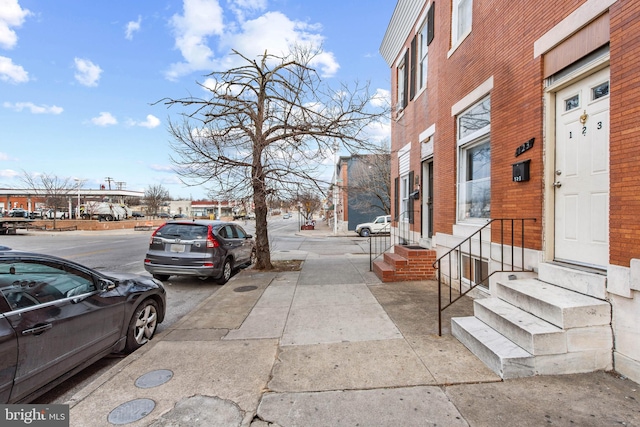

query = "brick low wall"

[30,219,168,231]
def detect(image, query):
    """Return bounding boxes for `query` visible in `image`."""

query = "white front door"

[554,67,610,268]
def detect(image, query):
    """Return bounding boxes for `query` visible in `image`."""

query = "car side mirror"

[245,234,253,239]
[98,279,116,291]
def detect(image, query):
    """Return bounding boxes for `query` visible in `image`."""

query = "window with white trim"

[457,96,490,221]
[418,21,428,90]
[397,55,406,114]
[452,0,472,46]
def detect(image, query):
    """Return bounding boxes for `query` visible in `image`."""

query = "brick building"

[381,0,640,381]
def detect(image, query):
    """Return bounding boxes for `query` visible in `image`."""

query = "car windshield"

[155,223,209,239]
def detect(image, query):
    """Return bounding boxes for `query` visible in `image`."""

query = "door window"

[0,260,96,311]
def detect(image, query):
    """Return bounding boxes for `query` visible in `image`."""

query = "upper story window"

[396,53,408,114]
[418,21,428,90]
[452,0,472,47]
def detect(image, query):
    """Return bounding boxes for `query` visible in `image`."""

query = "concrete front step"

[452,316,613,379]
[538,262,607,299]
[473,297,566,356]
[451,316,535,379]
[494,278,611,329]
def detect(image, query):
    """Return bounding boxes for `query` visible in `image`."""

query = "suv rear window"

[156,223,209,239]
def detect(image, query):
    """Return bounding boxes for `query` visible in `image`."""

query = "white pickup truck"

[355,215,391,237]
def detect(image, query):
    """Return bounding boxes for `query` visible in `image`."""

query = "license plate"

[170,244,185,253]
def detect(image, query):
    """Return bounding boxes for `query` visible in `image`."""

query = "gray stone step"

[538,262,607,299]
[494,278,610,329]
[451,316,534,379]
[474,298,566,356]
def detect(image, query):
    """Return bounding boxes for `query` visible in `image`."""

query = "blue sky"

[0,0,394,200]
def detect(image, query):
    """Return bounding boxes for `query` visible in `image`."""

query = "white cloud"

[150,164,175,172]
[166,1,340,80]
[0,169,19,178]
[0,152,9,161]
[370,88,390,108]
[0,55,28,83]
[3,101,63,114]
[0,0,31,50]
[166,0,224,80]
[91,112,117,126]
[74,58,102,87]
[125,15,142,40]
[128,114,161,129]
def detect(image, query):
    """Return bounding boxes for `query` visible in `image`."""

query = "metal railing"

[368,209,417,271]
[434,218,537,335]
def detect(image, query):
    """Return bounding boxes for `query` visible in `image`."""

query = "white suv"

[355,215,391,237]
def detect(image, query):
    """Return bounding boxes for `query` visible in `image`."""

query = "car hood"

[102,271,165,292]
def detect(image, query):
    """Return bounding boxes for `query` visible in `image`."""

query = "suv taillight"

[149,224,165,244]
[207,225,220,248]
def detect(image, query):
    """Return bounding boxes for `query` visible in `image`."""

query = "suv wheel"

[359,228,371,237]
[217,259,232,284]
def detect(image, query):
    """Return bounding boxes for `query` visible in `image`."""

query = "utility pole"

[104,177,113,190]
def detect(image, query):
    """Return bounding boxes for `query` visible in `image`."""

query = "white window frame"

[396,56,406,114]
[418,20,429,91]
[450,0,473,54]
[457,96,491,223]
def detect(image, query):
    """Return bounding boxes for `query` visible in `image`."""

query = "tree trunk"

[253,186,273,270]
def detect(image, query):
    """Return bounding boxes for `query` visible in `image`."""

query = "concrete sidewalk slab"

[269,339,437,392]
[257,387,469,427]
[70,339,278,427]
[281,285,402,346]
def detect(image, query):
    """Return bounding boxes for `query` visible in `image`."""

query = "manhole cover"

[135,369,173,388]
[108,398,155,425]
[234,285,258,292]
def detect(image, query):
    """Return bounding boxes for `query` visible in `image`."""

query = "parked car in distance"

[0,247,166,403]
[144,220,256,284]
[132,211,145,218]
[8,209,29,218]
[355,215,392,237]
[155,212,170,219]
[282,213,291,219]
[173,213,188,219]
[246,212,256,220]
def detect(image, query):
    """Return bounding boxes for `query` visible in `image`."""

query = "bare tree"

[297,191,323,223]
[161,48,388,270]
[20,171,75,229]
[144,184,170,217]
[346,152,391,215]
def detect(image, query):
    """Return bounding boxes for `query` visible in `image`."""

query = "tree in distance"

[160,47,389,270]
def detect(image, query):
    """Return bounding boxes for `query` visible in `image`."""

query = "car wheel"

[124,299,159,353]
[152,274,170,281]
[217,258,232,284]
[359,228,371,237]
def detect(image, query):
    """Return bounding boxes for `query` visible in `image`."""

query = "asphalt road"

[0,216,306,404]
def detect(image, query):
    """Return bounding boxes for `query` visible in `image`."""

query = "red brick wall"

[389,0,616,252]
[609,0,640,265]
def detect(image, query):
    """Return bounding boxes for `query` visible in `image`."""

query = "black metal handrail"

[434,218,537,335]
[368,209,417,271]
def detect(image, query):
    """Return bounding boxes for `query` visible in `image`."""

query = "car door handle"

[22,323,53,336]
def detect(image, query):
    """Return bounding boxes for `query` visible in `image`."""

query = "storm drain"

[135,369,173,389]
[234,285,258,292]
[108,398,155,425]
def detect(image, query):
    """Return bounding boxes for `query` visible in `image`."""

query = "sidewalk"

[66,224,640,426]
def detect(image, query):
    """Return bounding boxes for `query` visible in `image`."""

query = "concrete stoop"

[372,244,437,282]
[452,264,613,379]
